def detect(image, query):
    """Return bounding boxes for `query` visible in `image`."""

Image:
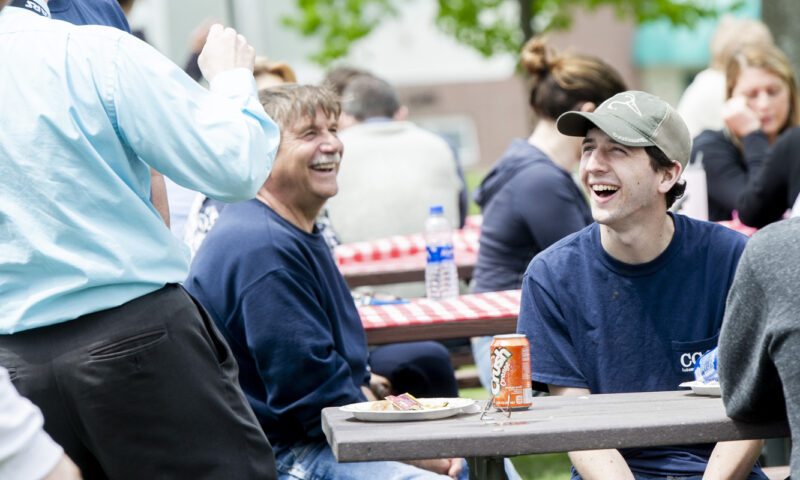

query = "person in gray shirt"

[719,217,800,478]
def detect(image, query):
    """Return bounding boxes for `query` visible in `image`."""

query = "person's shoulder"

[678,215,748,252]
[201,202,285,256]
[746,218,800,255]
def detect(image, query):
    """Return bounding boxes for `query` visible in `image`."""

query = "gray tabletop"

[322,390,789,463]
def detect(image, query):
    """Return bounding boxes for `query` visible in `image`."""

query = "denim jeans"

[573,469,767,480]
[274,441,455,479]
[275,441,524,480]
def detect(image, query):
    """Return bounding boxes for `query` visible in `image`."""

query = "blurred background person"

[327,73,463,243]
[691,42,800,222]
[677,17,773,139]
[254,55,297,89]
[735,123,800,228]
[469,36,626,390]
[324,73,464,299]
[322,65,368,96]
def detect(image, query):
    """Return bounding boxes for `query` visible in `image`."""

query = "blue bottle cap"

[429,205,444,214]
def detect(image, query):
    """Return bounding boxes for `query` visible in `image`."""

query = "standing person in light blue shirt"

[0,0,280,478]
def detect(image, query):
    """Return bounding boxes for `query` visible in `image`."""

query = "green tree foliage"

[284,0,737,66]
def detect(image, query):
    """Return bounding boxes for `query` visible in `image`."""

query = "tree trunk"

[762,0,800,80]
[519,0,534,43]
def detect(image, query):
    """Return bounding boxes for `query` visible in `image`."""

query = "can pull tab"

[479,394,512,421]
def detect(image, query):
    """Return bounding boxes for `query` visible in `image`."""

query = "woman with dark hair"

[692,42,800,223]
[470,37,626,388]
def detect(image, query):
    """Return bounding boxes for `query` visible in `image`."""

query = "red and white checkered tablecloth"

[717,217,758,237]
[359,289,520,329]
[334,215,482,266]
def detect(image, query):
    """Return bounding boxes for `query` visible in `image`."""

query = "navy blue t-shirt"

[49,0,130,32]
[518,213,763,478]
[185,200,370,447]
[472,139,591,293]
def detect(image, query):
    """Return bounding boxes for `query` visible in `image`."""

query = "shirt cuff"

[0,429,63,480]
[208,68,258,97]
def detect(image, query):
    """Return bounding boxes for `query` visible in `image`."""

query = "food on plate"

[368,400,394,411]
[367,393,449,411]
[387,393,424,410]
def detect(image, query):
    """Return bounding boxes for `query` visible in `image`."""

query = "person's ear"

[657,163,682,194]
[393,105,409,121]
[579,101,597,113]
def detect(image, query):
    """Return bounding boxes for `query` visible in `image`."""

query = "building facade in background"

[126,0,760,170]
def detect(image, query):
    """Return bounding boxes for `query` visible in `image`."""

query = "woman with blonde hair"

[691,42,800,222]
[253,56,296,89]
[470,36,626,388]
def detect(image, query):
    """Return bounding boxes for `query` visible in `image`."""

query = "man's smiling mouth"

[592,184,619,197]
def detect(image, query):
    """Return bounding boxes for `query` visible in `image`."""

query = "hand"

[406,458,463,478]
[369,372,392,399]
[42,454,82,480]
[197,24,255,83]
[722,96,762,138]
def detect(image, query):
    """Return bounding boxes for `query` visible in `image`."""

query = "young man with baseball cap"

[517,91,767,479]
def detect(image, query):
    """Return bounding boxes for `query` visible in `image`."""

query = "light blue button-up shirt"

[0,5,280,333]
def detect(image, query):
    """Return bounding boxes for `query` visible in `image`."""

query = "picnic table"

[322,389,789,480]
[335,215,756,288]
[335,216,481,288]
[358,290,520,345]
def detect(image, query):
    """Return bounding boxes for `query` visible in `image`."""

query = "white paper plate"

[679,381,721,397]
[340,397,477,422]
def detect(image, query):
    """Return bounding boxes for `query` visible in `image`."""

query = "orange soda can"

[490,334,533,410]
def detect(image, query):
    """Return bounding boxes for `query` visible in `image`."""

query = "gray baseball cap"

[556,90,691,169]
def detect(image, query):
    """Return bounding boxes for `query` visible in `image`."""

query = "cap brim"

[556,111,656,148]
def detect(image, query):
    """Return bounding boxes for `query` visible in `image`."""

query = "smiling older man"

[517,91,767,480]
[185,84,467,480]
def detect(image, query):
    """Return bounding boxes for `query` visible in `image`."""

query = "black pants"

[0,284,277,480]
[369,341,459,398]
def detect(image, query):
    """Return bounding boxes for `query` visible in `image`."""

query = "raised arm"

[694,129,770,219]
[736,127,800,227]
[549,386,636,480]
[110,27,279,203]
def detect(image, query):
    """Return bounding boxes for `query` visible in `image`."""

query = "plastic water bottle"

[424,205,459,300]
[694,347,719,383]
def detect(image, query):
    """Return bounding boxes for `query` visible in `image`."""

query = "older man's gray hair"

[341,75,400,121]
[258,84,341,131]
